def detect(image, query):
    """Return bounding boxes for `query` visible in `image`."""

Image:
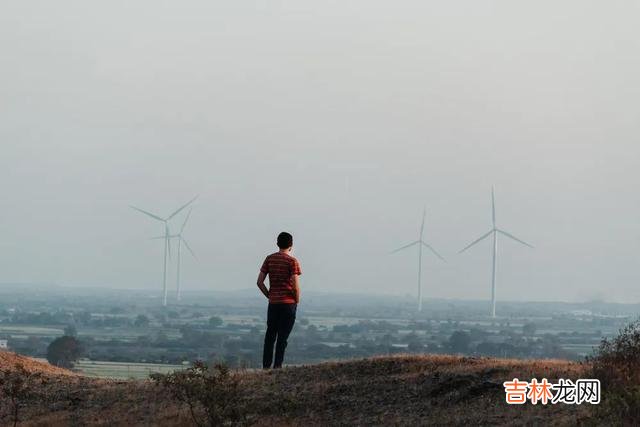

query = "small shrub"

[589,319,640,422]
[151,361,245,426]
[0,364,45,427]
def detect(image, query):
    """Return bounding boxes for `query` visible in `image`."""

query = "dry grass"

[240,355,591,426]
[1,353,593,426]
[0,352,74,376]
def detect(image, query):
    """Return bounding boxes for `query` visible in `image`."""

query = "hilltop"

[0,351,73,376]
[1,353,591,426]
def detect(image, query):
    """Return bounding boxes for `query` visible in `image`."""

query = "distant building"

[0,339,8,350]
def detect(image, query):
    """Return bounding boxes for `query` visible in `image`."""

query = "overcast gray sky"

[1,1,639,303]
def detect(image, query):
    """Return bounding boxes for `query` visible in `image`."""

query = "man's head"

[277,232,293,250]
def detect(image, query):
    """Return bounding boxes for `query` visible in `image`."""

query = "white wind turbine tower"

[130,196,198,307]
[391,209,446,311]
[151,208,197,303]
[459,186,533,318]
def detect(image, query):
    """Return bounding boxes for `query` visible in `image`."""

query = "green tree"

[75,311,92,325]
[134,314,150,327]
[448,330,471,354]
[522,322,537,336]
[46,336,82,368]
[209,316,223,328]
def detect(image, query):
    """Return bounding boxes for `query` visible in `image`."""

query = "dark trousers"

[263,303,297,369]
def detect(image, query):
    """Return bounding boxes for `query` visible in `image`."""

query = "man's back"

[257,232,301,369]
[260,251,302,304]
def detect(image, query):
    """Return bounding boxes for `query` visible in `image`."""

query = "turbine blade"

[419,208,426,240]
[130,205,165,222]
[180,208,193,234]
[167,196,199,220]
[459,230,493,253]
[148,236,166,240]
[497,229,534,248]
[182,237,197,260]
[491,186,496,227]
[422,242,446,262]
[390,240,420,254]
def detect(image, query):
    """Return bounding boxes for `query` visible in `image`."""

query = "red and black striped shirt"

[260,252,302,304]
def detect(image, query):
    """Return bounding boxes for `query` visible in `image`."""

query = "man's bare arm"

[257,271,269,299]
[292,274,301,304]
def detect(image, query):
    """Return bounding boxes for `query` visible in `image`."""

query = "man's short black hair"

[277,232,293,249]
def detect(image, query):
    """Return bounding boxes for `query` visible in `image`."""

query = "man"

[257,232,301,369]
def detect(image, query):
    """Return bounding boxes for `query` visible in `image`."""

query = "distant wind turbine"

[151,208,197,302]
[391,209,446,311]
[459,187,533,318]
[130,196,198,307]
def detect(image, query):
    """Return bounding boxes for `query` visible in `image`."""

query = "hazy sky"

[1,1,639,303]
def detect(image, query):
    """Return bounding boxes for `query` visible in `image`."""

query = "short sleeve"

[260,257,270,274]
[292,258,302,275]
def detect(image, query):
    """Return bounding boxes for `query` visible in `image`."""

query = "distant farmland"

[74,359,187,379]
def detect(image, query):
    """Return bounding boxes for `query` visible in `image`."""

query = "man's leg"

[262,304,278,369]
[273,304,297,368]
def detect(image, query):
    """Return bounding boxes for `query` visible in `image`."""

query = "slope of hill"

[1,354,591,426]
[0,351,73,376]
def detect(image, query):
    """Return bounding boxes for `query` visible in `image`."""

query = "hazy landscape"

[0,281,637,425]
[0,284,631,374]
[3,0,640,425]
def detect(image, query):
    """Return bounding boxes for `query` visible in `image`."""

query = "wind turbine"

[151,208,197,302]
[391,209,446,311]
[130,196,198,307]
[459,186,533,318]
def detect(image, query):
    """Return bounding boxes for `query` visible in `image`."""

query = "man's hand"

[292,274,301,304]
[257,271,270,299]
